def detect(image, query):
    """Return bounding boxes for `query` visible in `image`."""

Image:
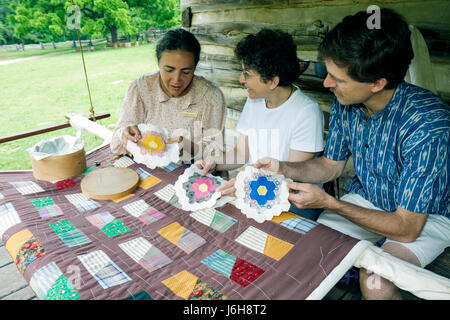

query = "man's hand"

[195,160,217,176]
[288,181,334,210]
[252,157,281,174]
[217,178,236,196]
[122,125,142,143]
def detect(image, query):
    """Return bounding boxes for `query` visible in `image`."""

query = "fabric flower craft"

[126,123,179,169]
[174,164,225,211]
[235,166,290,223]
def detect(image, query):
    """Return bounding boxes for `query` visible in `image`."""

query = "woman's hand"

[217,178,236,196]
[195,160,217,176]
[252,157,281,174]
[122,125,142,143]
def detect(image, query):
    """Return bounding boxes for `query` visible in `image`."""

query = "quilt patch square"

[0,202,21,237]
[119,237,172,273]
[10,181,45,195]
[188,279,227,300]
[87,212,130,237]
[29,262,80,300]
[154,184,180,208]
[137,207,166,225]
[201,249,264,288]
[139,175,162,190]
[235,226,293,261]
[65,193,100,212]
[78,250,131,289]
[50,220,91,248]
[230,258,265,288]
[190,208,237,233]
[122,291,153,300]
[6,229,46,274]
[30,197,63,219]
[122,199,149,217]
[54,178,77,190]
[272,212,318,234]
[201,249,237,278]
[157,222,206,254]
[113,156,135,168]
[162,162,181,172]
[162,270,226,300]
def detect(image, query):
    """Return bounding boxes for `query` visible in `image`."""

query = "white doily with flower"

[174,164,230,211]
[235,166,291,223]
[126,123,179,169]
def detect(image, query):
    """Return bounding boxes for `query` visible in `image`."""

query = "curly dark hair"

[235,29,301,87]
[317,8,413,89]
[156,28,201,66]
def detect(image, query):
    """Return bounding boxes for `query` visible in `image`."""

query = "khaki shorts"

[317,193,450,267]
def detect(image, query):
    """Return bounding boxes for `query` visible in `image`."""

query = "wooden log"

[0,112,111,144]
[190,22,328,47]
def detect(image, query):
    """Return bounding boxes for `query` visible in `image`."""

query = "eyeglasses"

[241,70,258,80]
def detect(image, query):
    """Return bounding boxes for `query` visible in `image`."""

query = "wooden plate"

[80,167,139,200]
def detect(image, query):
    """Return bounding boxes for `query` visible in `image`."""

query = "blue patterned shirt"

[324,82,449,217]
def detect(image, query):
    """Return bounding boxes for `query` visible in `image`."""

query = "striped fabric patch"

[235,226,294,261]
[122,199,149,217]
[138,207,166,225]
[113,156,135,167]
[162,162,181,172]
[50,220,91,248]
[0,202,21,237]
[190,208,237,233]
[154,184,180,207]
[29,262,80,300]
[65,193,100,212]
[157,222,206,254]
[10,181,44,195]
[272,211,318,234]
[77,250,131,289]
[119,237,172,273]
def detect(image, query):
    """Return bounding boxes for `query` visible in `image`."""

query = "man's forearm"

[280,156,344,184]
[323,196,423,242]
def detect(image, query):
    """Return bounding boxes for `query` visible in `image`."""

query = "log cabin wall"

[181,0,450,134]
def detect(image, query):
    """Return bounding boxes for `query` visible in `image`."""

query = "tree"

[7,0,66,44]
[68,0,181,43]
[5,0,181,45]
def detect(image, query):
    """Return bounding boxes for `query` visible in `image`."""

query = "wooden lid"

[80,167,139,200]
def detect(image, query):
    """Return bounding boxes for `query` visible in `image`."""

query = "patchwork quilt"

[0,145,360,300]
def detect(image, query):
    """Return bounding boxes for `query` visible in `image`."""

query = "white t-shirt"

[236,86,324,164]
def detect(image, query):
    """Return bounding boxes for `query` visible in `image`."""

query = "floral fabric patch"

[162,270,226,300]
[6,229,46,274]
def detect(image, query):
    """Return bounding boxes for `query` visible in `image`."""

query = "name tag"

[182,112,197,118]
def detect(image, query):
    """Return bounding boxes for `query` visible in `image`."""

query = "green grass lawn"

[0,42,159,170]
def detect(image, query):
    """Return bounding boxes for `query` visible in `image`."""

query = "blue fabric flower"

[249,176,276,206]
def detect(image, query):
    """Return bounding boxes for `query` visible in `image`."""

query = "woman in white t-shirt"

[196,29,324,220]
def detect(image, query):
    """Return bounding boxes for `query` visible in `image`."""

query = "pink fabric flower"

[190,178,216,199]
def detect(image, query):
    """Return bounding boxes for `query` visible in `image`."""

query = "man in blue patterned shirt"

[254,8,449,299]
